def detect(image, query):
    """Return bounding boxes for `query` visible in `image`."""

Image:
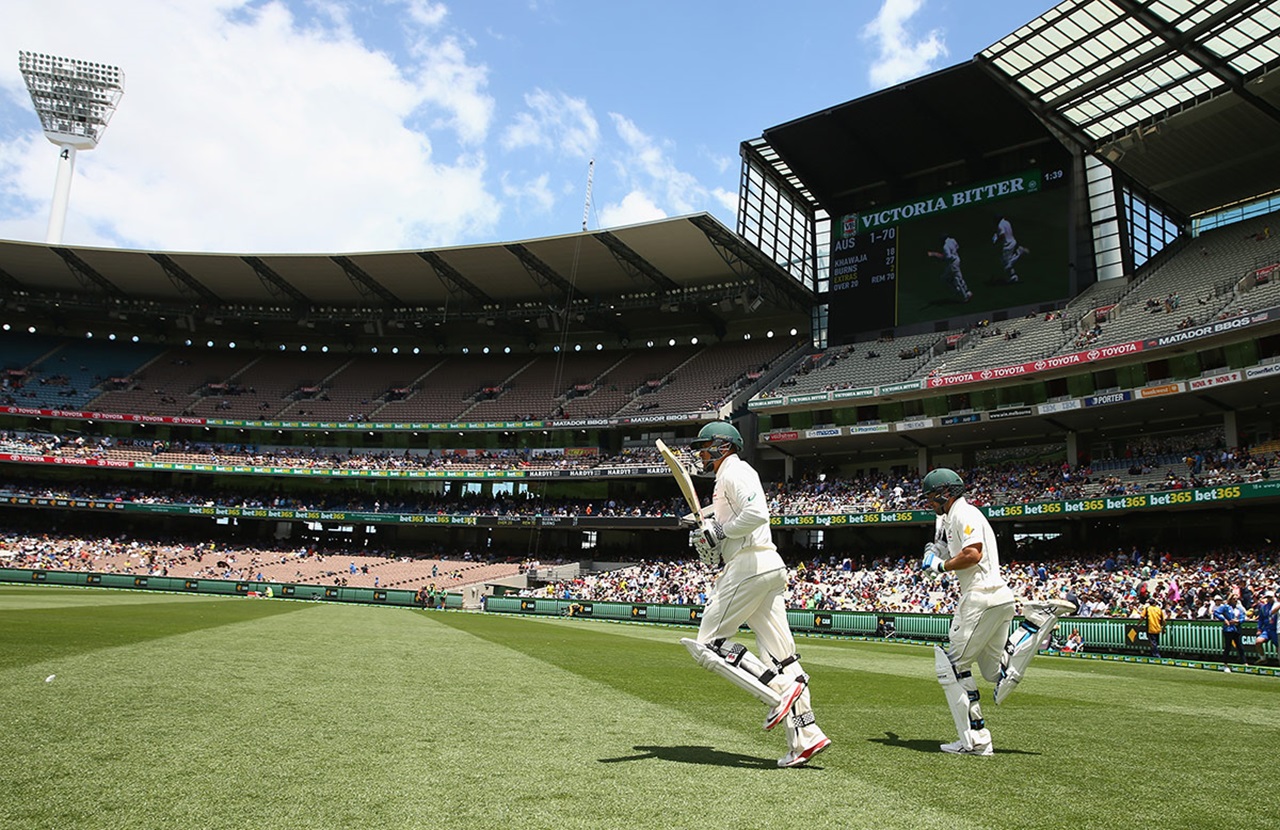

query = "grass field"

[2,585,1273,830]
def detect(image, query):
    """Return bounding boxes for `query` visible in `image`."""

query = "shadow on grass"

[869,731,1040,756]
[599,745,783,769]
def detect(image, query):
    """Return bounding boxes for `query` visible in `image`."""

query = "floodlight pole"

[48,145,78,244]
[17,51,124,244]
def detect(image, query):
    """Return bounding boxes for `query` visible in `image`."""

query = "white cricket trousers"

[697,547,823,754]
[948,587,1016,681]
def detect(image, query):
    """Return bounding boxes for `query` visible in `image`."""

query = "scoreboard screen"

[825,160,1071,340]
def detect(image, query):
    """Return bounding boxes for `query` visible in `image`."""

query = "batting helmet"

[690,421,743,453]
[921,467,965,501]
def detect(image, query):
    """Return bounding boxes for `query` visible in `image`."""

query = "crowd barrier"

[0,568,462,609]
[2,569,1267,664]
[485,596,1263,660]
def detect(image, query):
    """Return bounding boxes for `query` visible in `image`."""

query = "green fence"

[486,596,1256,659]
[2,569,1258,661]
[0,568,461,609]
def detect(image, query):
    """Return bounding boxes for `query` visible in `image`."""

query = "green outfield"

[2,585,1272,830]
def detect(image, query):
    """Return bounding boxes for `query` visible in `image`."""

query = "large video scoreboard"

[825,154,1072,341]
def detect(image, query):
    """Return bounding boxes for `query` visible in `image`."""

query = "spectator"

[1140,594,1165,658]
[1213,594,1246,668]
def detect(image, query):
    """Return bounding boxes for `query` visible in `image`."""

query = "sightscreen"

[825,157,1071,340]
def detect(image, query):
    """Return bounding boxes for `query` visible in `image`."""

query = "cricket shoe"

[940,738,993,756]
[778,735,831,768]
[763,679,806,731]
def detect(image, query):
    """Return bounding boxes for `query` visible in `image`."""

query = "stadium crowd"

[523,547,1280,624]
[5,518,1275,626]
[0,476,685,518]
[0,430,668,472]
[0,526,528,589]
[1,426,1275,519]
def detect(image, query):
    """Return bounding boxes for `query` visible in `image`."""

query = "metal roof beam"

[1113,0,1280,131]
[415,251,495,308]
[594,231,681,292]
[504,243,579,299]
[503,243,629,337]
[241,256,311,307]
[1044,0,1257,111]
[687,214,814,314]
[148,253,223,306]
[331,256,403,306]
[50,247,128,299]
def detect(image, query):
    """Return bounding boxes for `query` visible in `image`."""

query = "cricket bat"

[656,439,705,525]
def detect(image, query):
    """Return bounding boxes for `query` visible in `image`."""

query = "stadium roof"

[760,62,1059,216]
[980,0,1280,217]
[0,213,813,344]
[0,214,799,307]
[756,0,1280,219]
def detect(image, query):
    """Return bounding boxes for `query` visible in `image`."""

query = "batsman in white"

[678,421,831,768]
[920,468,1075,755]
[992,215,1029,284]
[927,235,973,303]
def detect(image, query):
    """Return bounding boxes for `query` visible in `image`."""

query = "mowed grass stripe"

[416,610,991,830]
[436,612,1278,829]
[0,586,308,671]
[4,596,976,830]
[0,584,242,610]
[2,589,1276,829]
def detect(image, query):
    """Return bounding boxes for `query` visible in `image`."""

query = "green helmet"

[921,467,965,501]
[690,421,743,453]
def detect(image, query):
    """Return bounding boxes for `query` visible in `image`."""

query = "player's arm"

[938,512,984,571]
[941,542,983,571]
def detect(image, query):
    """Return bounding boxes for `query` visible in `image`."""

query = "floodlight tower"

[17,51,124,244]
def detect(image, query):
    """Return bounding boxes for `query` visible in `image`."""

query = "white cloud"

[500,88,598,160]
[401,0,448,29]
[405,34,495,146]
[597,190,665,228]
[862,0,948,88]
[703,148,735,176]
[0,1,741,253]
[608,113,704,216]
[711,187,738,217]
[592,113,736,230]
[0,0,499,252]
[500,170,555,216]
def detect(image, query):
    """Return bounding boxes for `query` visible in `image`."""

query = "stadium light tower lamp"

[18,51,125,244]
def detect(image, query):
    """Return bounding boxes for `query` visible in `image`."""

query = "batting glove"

[701,518,726,548]
[922,541,948,574]
[691,528,719,567]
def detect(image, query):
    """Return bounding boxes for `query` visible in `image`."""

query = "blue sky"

[0,0,1058,254]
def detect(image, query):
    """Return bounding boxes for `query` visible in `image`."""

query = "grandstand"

[87,347,264,416]
[1,0,1279,588]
